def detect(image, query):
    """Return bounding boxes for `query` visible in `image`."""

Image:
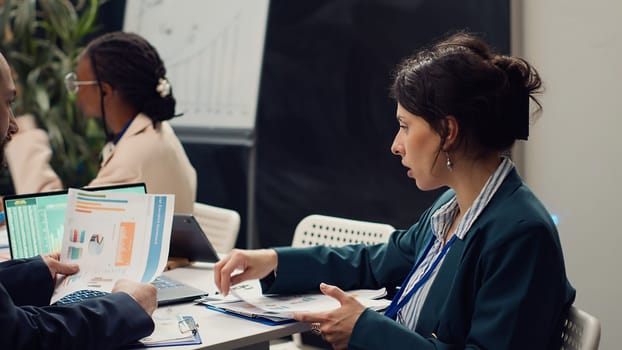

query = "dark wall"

[249,0,510,247]
[184,143,251,249]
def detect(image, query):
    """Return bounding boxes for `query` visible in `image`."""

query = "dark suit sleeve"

[0,257,55,306]
[0,286,154,350]
[0,258,155,350]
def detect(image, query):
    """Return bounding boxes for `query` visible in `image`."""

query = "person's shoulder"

[503,183,553,224]
[476,184,558,245]
[157,121,186,145]
[128,119,182,143]
[119,118,170,145]
[114,128,189,170]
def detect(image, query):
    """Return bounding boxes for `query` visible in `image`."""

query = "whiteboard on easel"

[123,0,269,132]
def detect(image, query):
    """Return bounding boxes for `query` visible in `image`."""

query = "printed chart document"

[200,280,390,324]
[51,188,175,304]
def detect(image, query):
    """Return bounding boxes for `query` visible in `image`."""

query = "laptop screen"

[3,183,147,259]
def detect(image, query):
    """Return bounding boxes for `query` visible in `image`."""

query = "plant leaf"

[0,0,14,43]
[13,0,37,41]
[40,0,78,43]
[0,0,105,189]
[76,0,99,39]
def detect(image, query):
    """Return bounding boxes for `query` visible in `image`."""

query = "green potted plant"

[0,0,105,191]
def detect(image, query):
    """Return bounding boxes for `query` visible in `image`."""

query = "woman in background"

[5,32,196,213]
[214,32,575,349]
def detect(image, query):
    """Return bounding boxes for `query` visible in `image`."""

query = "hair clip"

[156,78,171,98]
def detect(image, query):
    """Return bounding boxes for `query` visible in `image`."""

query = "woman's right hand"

[214,249,278,295]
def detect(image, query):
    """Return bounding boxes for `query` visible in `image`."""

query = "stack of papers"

[199,280,390,325]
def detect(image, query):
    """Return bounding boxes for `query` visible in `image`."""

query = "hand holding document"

[51,188,175,304]
[199,279,390,324]
[232,284,390,319]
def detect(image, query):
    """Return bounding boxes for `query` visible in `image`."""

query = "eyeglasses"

[64,72,98,94]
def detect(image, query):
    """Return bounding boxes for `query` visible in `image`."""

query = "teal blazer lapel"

[415,237,466,336]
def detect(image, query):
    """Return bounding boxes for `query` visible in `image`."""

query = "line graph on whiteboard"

[124,0,270,130]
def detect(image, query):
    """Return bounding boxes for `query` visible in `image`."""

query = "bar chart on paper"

[123,0,270,131]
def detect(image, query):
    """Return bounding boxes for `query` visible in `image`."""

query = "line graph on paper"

[124,0,270,131]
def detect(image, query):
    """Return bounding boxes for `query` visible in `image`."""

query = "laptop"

[170,214,220,263]
[52,274,207,306]
[3,183,208,306]
[3,183,148,259]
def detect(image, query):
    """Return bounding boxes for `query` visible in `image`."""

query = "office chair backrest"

[192,202,240,254]
[287,214,396,349]
[560,305,601,350]
[291,214,395,248]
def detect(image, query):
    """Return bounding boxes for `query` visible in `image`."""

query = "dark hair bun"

[391,31,543,154]
[492,55,542,98]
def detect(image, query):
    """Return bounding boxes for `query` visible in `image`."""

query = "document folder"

[128,314,202,348]
[204,304,296,326]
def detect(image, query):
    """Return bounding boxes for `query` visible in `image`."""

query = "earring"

[445,152,454,172]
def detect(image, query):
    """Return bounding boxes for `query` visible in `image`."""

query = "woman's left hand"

[293,283,366,350]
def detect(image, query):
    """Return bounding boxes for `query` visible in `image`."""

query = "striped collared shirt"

[397,157,515,330]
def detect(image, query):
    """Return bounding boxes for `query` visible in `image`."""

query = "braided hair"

[86,31,176,128]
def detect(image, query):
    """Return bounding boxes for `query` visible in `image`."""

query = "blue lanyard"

[384,234,457,319]
[113,116,136,144]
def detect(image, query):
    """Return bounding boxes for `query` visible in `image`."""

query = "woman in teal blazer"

[215,32,575,349]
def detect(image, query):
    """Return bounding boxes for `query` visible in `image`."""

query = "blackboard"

[123,0,270,139]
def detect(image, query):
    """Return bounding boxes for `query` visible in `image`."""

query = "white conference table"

[153,263,311,350]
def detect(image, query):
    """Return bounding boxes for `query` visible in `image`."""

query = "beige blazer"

[5,114,197,214]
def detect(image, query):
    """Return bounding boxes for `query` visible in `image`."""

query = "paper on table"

[195,279,262,304]
[235,292,390,319]
[50,188,175,304]
[204,301,292,323]
[225,280,390,319]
